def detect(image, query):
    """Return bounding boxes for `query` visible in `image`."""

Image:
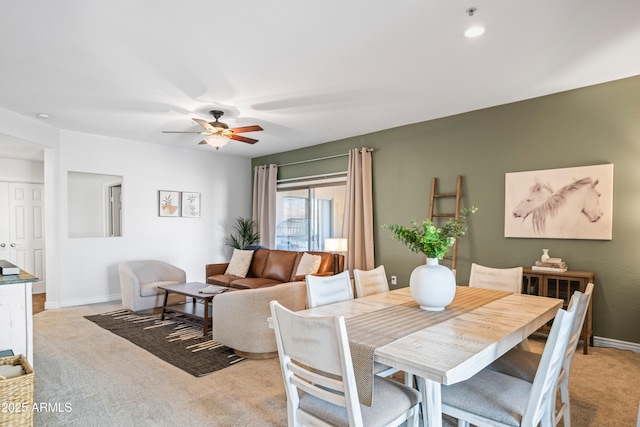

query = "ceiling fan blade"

[193,118,215,131]
[162,130,207,134]
[231,134,259,144]
[198,140,208,145]
[230,125,263,134]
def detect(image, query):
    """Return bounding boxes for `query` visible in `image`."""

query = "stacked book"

[0,260,20,275]
[532,257,568,272]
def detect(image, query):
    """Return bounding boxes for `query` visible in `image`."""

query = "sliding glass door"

[275,184,345,251]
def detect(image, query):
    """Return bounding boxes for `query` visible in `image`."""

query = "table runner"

[345,286,510,406]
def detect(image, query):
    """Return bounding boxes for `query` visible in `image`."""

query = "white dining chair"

[487,283,594,427]
[353,265,389,298]
[469,263,530,349]
[468,263,523,293]
[440,303,576,427]
[306,270,353,308]
[269,300,421,427]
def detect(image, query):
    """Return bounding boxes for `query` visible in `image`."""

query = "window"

[275,183,346,251]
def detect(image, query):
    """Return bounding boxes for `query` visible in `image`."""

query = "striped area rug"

[85,309,244,377]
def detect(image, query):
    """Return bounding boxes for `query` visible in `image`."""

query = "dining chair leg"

[559,371,571,427]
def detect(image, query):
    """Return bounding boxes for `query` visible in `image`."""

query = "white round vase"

[409,258,456,311]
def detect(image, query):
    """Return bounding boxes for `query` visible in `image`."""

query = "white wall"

[54,130,252,307]
[0,158,44,182]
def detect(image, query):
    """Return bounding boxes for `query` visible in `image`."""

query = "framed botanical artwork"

[159,190,181,217]
[181,192,201,218]
[504,164,613,240]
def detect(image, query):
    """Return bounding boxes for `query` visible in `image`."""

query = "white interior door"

[8,182,45,293]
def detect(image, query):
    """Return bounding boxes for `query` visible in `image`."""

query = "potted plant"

[382,207,477,311]
[225,217,260,249]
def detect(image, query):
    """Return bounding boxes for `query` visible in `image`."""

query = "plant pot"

[409,258,456,311]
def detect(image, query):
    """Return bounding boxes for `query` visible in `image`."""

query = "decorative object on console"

[541,248,550,262]
[181,192,200,218]
[325,237,348,274]
[382,207,477,311]
[532,250,568,272]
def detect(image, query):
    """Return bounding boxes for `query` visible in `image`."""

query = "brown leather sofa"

[205,248,343,289]
[207,248,344,359]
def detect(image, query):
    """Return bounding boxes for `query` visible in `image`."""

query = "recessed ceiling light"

[464,26,486,38]
[36,113,51,119]
[464,7,485,38]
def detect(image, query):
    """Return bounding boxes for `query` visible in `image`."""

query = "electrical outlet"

[391,275,397,285]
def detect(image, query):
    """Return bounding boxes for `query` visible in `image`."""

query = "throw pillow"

[295,252,322,277]
[224,249,255,278]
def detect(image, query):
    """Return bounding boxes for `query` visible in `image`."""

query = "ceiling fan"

[162,110,263,149]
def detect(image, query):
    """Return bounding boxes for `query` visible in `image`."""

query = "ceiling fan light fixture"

[204,135,230,150]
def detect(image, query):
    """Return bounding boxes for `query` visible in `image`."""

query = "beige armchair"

[119,260,186,312]
[212,281,307,359]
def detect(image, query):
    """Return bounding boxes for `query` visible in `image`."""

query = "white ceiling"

[1,0,640,160]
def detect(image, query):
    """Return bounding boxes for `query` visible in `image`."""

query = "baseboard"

[593,336,640,353]
[43,293,121,310]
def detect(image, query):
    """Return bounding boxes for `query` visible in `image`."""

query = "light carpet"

[32,302,640,426]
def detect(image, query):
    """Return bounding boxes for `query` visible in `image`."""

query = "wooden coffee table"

[158,282,232,336]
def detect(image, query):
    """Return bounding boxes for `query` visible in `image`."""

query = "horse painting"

[505,164,613,240]
[511,177,606,238]
[512,181,554,220]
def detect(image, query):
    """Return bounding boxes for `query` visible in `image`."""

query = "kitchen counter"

[0,268,38,365]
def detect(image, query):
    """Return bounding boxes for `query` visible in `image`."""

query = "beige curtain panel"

[343,148,374,271]
[252,164,278,248]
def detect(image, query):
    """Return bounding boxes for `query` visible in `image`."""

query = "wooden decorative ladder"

[428,175,463,271]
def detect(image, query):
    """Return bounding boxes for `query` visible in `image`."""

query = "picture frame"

[504,164,613,240]
[181,192,201,218]
[158,190,181,217]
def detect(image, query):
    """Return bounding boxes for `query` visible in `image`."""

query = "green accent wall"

[252,75,640,345]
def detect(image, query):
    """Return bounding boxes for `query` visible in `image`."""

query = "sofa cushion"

[262,250,298,283]
[224,249,254,278]
[139,280,180,297]
[295,253,322,276]
[249,248,270,278]
[229,277,283,290]
[207,274,241,287]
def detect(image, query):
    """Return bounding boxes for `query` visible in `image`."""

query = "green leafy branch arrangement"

[382,207,478,259]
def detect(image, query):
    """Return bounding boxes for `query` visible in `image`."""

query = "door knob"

[10,243,16,247]
[0,243,5,248]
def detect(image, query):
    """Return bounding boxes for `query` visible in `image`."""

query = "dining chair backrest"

[270,301,421,426]
[486,283,593,427]
[306,270,353,308]
[522,304,577,426]
[270,300,364,426]
[469,263,523,293]
[563,283,593,371]
[353,265,389,298]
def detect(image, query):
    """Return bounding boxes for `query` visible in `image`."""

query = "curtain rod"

[256,148,374,168]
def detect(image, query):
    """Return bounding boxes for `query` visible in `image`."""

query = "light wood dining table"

[296,285,563,427]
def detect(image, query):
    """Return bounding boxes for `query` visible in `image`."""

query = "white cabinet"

[0,273,35,365]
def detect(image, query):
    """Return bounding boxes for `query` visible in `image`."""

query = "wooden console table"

[522,268,595,354]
